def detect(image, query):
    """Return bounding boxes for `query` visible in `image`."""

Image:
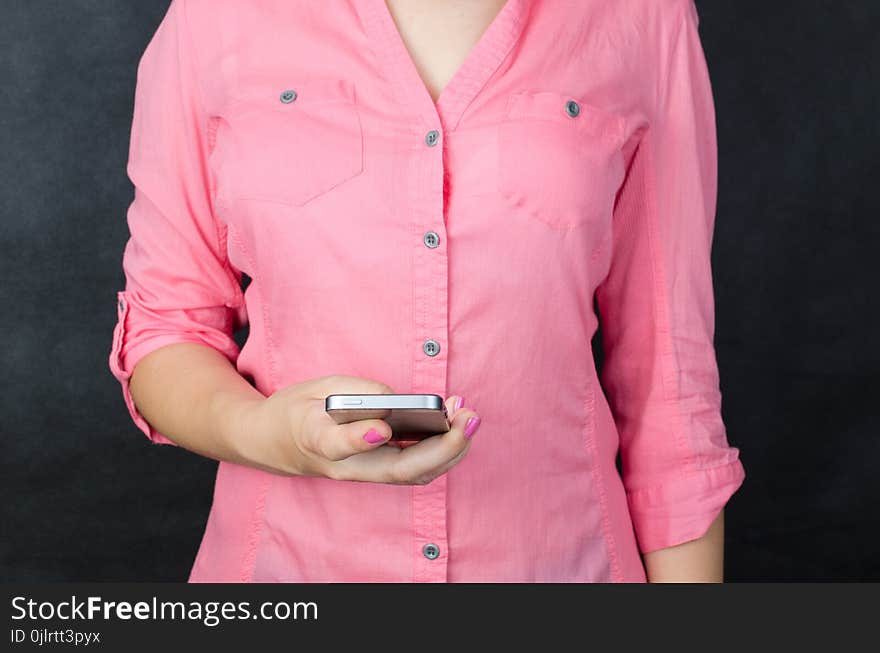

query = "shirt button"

[565,99,580,117]
[118,298,125,311]
[280,89,297,103]
[425,129,440,146]
[423,231,440,248]
[423,339,440,357]
[422,543,440,560]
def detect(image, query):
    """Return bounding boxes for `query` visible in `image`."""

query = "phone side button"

[342,399,364,406]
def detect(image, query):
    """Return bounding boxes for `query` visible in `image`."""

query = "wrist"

[226,393,309,477]
[212,391,276,471]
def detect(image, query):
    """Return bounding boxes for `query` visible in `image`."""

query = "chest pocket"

[496,91,626,230]
[214,77,364,208]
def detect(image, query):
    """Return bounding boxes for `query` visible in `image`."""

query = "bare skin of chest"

[383,0,508,102]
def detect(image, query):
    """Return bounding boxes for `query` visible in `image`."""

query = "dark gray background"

[1,1,877,581]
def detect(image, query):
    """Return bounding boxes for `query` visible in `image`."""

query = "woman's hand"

[241,374,481,484]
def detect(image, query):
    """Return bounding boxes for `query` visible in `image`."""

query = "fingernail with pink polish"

[455,396,465,412]
[363,428,385,444]
[464,415,481,439]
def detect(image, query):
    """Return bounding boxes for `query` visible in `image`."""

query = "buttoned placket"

[355,0,529,582]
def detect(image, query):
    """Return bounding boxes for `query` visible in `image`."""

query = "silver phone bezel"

[325,393,445,411]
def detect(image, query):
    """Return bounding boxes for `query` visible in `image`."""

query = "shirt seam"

[642,131,698,481]
[655,0,689,111]
[584,376,624,582]
[179,0,243,311]
[641,0,698,480]
[223,221,277,583]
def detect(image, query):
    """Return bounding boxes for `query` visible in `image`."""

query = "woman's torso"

[183,0,683,582]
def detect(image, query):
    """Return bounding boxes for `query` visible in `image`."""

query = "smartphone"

[325,393,449,442]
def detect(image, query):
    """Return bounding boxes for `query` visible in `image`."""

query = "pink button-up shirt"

[109,0,746,582]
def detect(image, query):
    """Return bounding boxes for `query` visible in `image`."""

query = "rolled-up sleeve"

[594,0,745,553]
[108,0,246,446]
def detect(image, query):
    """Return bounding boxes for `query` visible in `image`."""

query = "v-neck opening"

[358,0,529,132]
[377,0,510,108]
